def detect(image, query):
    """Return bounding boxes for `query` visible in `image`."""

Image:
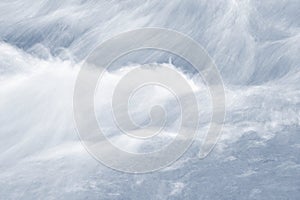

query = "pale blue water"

[0,0,299,199]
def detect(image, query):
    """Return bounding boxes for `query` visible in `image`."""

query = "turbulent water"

[0,0,299,199]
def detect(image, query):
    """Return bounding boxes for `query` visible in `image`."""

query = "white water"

[0,0,299,199]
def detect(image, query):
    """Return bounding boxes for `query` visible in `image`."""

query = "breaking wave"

[0,0,299,199]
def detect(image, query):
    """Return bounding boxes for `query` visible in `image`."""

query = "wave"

[0,0,299,199]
